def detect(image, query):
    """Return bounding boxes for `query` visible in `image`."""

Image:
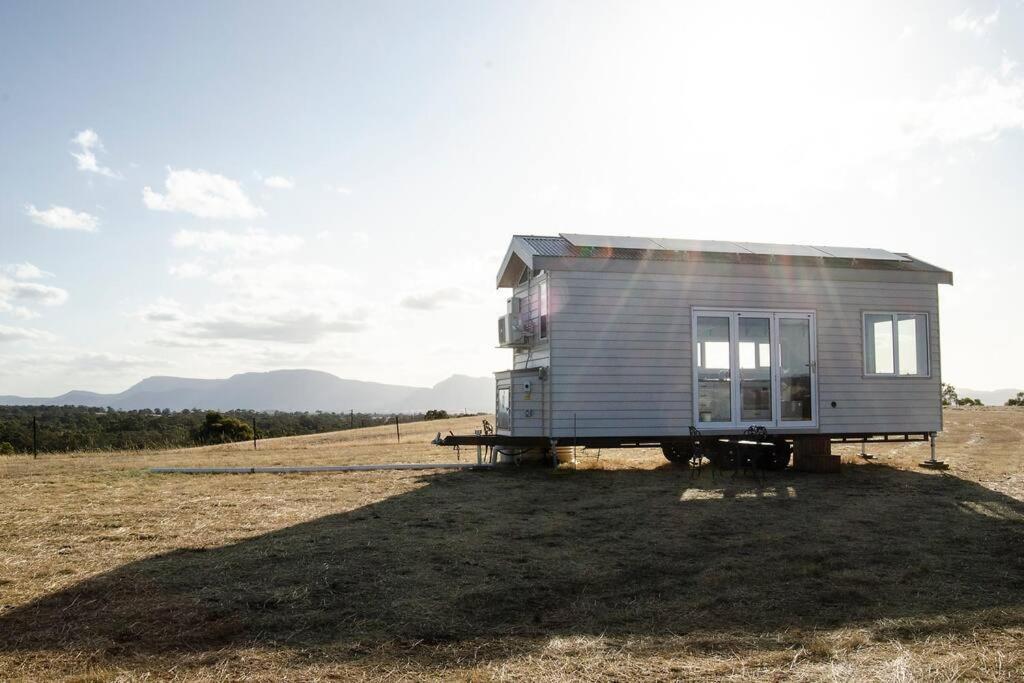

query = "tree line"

[0,405,460,455]
[942,384,1024,407]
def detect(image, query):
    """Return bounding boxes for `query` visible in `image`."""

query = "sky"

[1,0,1022,396]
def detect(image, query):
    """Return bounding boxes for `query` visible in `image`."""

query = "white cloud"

[0,279,69,307]
[948,8,999,36]
[143,168,264,219]
[0,266,68,321]
[735,64,1024,207]
[263,175,295,189]
[147,258,367,345]
[147,337,225,349]
[25,204,99,232]
[916,67,1024,145]
[183,310,367,343]
[333,185,353,195]
[2,263,52,280]
[206,262,355,298]
[0,324,53,343]
[70,129,121,179]
[171,228,303,257]
[65,352,152,372]
[168,261,206,279]
[1001,52,1017,78]
[400,287,472,310]
[138,297,185,323]
[7,307,39,320]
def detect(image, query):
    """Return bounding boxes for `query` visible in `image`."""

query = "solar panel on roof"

[651,237,748,253]
[733,242,831,258]
[814,246,910,261]
[557,233,911,262]
[560,233,663,250]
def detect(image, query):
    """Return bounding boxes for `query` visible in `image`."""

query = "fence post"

[33,415,38,458]
[253,417,257,450]
[395,415,401,443]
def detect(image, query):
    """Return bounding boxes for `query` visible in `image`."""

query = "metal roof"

[560,233,910,261]
[496,233,952,287]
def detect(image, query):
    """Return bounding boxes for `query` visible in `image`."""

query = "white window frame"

[495,386,511,432]
[691,308,818,430]
[538,279,549,340]
[862,312,931,378]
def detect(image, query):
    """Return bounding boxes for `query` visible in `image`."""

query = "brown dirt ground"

[1,408,1022,681]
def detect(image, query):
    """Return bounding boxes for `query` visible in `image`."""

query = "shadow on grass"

[1,464,1023,663]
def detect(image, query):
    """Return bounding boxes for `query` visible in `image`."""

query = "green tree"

[0,442,14,455]
[1005,392,1024,406]
[193,411,254,445]
[423,409,450,420]
[941,383,958,407]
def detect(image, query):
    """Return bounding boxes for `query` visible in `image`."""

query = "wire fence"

[0,405,485,456]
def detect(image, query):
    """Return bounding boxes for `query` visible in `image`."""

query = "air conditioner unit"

[498,313,526,347]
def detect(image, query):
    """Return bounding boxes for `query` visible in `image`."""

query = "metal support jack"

[859,440,875,461]
[918,432,948,470]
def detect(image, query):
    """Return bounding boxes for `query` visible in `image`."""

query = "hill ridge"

[0,369,493,413]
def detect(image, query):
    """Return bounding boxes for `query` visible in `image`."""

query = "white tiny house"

[491,233,952,453]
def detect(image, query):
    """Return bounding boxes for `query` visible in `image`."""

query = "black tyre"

[661,443,686,464]
[764,441,792,470]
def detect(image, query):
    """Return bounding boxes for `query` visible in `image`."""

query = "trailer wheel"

[764,441,792,470]
[661,443,685,464]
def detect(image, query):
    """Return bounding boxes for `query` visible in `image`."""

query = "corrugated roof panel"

[814,246,910,261]
[560,233,663,250]
[519,236,574,257]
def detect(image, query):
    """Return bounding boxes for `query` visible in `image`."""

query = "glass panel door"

[496,387,510,430]
[692,310,817,428]
[695,315,732,424]
[738,315,773,422]
[777,315,816,425]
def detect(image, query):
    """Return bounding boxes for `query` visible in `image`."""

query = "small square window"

[864,312,929,376]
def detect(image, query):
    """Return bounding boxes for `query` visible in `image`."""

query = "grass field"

[2,408,1023,681]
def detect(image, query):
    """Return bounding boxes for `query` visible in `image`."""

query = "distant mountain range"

[955,388,1022,406]
[0,370,494,413]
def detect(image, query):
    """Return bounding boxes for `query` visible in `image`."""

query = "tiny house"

[490,233,952,460]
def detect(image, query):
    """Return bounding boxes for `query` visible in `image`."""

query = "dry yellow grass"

[1,409,1023,681]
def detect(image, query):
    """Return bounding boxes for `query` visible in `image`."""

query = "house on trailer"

[491,233,952,463]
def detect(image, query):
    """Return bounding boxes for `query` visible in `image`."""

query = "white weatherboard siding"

[502,272,550,437]
[495,368,545,437]
[547,266,941,438]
